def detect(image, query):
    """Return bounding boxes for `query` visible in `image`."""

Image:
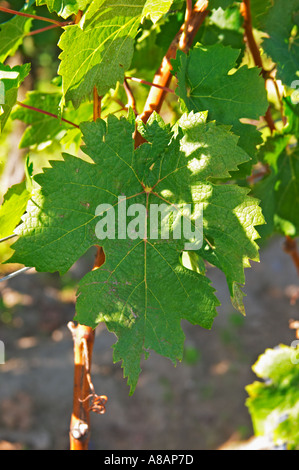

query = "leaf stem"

[240,0,277,133]
[93,86,102,121]
[124,78,138,116]
[68,322,95,450]
[0,5,70,26]
[26,23,68,36]
[125,76,175,94]
[16,101,80,129]
[69,83,106,452]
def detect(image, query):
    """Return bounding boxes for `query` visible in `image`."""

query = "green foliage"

[253,99,299,238]
[0,0,298,396]
[246,345,299,450]
[173,43,268,171]
[262,0,299,87]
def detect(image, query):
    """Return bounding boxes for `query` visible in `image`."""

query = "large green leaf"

[58,0,173,108]
[172,43,269,170]
[0,63,30,133]
[9,112,263,392]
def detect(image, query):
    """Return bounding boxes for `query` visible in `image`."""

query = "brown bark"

[68,323,95,450]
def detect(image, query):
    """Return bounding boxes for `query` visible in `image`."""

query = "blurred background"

[0,0,298,451]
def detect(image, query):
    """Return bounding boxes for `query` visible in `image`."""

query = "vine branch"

[135,0,209,148]
[240,0,299,280]
[240,0,280,133]
[68,81,107,451]
[93,86,102,121]
[124,78,138,115]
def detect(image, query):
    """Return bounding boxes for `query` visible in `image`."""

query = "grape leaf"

[262,0,299,87]
[0,181,31,240]
[36,0,92,19]
[58,0,173,108]
[0,2,34,62]
[0,63,30,133]
[246,345,299,450]
[172,43,269,170]
[9,112,263,392]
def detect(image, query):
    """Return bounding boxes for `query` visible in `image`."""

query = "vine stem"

[241,1,299,280]
[16,101,80,129]
[69,70,106,450]
[68,322,95,450]
[125,76,175,94]
[93,86,102,121]
[0,5,70,26]
[124,78,138,115]
[240,0,277,133]
[69,0,208,449]
[26,24,68,36]
[134,0,209,147]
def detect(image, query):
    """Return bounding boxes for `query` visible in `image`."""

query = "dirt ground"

[0,236,297,450]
